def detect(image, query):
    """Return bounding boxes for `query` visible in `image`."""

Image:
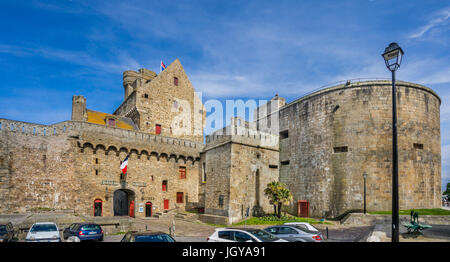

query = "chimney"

[71,95,87,121]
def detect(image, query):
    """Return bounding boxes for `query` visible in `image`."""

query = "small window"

[162,180,168,191]
[144,93,149,98]
[179,166,186,179]
[202,163,207,183]
[280,130,289,139]
[108,118,116,127]
[333,146,348,153]
[176,192,184,203]
[281,160,290,165]
[413,143,423,150]
[95,158,98,164]
[174,77,179,86]
[218,195,224,208]
[155,124,161,135]
[269,165,278,169]
[95,169,98,176]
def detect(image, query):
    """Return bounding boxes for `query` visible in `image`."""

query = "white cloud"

[0,44,140,74]
[409,8,450,39]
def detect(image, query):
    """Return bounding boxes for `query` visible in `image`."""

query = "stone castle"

[0,59,442,224]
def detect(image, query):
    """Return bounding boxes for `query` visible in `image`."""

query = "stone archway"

[113,189,136,217]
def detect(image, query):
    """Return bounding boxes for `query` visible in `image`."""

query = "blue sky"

[0,0,449,190]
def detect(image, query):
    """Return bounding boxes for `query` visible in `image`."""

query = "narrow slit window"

[333,146,348,153]
[174,77,179,86]
[269,165,278,169]
[413,143,423,150]
[280,130,289,139]
[281,160,290,165]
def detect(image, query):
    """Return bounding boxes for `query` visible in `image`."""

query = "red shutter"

[164,199,169,210]
[155,124,161,135]
[162,180,167,191]
[179,167,186,179]
[177,192,184,203]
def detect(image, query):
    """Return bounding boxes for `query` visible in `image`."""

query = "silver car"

[26,222,61,242]
[264,225,323,242]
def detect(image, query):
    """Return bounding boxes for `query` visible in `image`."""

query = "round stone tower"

[278,80,441,218]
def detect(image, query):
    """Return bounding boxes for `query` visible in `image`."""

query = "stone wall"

[114,59,205,142]
[279,80,441,218]
[201,120,280,224]
[0,118,202,217]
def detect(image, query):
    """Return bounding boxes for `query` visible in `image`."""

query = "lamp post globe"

[382,42,404,243]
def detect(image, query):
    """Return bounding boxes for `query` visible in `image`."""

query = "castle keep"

[0,59,442,223]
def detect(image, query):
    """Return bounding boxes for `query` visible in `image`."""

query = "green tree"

[443,182,450,201]
[264,181,293,218]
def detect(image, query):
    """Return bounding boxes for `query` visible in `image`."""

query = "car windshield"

[246,229,280,242]
[135,234,175,242]
[81,225,101,231]
[0,225,6,234]
[31,224,57,232]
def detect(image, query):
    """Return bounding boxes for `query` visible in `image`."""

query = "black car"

[0,222,15,242]
[121,231,176,242]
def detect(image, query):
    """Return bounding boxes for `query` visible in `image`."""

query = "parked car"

[63,223,104,241]
[26,222,61,242]
[264,225,323,242]
[0,222,15,242]
[120,231,176,242]
[283,222,321,233]
[207,228,287,242]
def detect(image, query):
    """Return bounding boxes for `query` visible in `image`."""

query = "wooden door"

[164,199,169,210]
[129,200,135,218]
[145,202,152,217]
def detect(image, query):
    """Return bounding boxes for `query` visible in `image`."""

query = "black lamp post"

[363,173,367,214]
[382,42,404,243]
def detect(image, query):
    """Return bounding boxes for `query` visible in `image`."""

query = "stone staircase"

[174,211,200,222]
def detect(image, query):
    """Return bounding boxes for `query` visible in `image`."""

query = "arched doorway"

[94,199,102,216]
[113,189,135,217]
[145,202,152,217]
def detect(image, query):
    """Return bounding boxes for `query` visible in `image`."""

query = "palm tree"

[264,181,293,218]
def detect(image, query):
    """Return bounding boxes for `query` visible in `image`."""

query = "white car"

[283,222,320,233]
[207,228,287,242]
[26,222,61,242]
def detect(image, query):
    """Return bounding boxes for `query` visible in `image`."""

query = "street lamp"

[363,173,367,214]
[382,42,404,243]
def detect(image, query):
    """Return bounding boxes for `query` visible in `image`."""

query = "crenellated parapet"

[205,124,279,152]
[0,118,203,163]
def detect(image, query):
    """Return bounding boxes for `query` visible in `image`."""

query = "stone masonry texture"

[279,80,441,218]
[0,60,442,223]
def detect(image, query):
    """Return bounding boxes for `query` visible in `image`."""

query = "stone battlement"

[205,125,279,151]
[0,118,203,150]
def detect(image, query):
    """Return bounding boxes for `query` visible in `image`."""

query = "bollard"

[326,227,329,240]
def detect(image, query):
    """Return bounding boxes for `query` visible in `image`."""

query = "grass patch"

[109,231,126,235]
[233,215,332,226]
[369,208,450,216]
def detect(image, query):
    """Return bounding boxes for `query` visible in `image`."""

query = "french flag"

[160,60,166,72]
[120,155,129,174]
